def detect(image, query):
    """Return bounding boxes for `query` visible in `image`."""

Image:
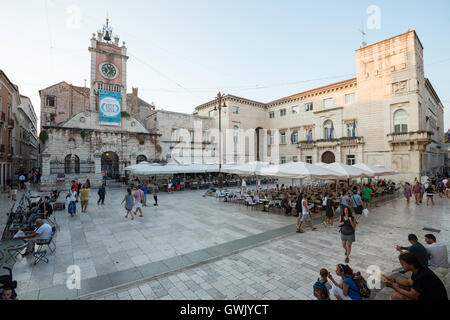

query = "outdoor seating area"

[0,191,59,267]
[209,161,400,216]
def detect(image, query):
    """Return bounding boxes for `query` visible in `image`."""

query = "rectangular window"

[346,124,353,137]
[268,111,275,119]
[280,109,286,117]
[394,124,408,133]
[292,106,300,114]
[306,156,312,164]
[345,93,356,104]
[232,106,239,114]
[280,133,286,144]
[305,102,313,111]
[293,156,298,163]
[292,131,298,143]
[189,131,194,142]
[347,155,355,165]
[323,98,334,108]
[280,157,286,164]
[268,134,274,145]
[46,96,55,107]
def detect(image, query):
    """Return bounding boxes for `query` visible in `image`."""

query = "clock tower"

[88,18,128,119]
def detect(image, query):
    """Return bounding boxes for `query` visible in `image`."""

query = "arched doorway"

[101,152,119,178]
[136,155,147,164]
[321,151,335,164]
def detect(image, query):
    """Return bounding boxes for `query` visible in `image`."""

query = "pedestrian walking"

[362,184,373,209]
[67,186,78,217]
[324,193,336,227]
[425,184,435,206]
[121,188,135,220]
[80,184,90,213]
[133,186,144,217]
[142,184,148,207]
[153,183,159,206]
[404,182,412,204]
[339,206,356,263]
[413,181,421,205]
[296,194,317,233]
[350,190,363,222]
[97,183,106,205]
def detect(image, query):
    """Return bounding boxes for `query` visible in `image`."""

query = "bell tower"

[88,18,129,116]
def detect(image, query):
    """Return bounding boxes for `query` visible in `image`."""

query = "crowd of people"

[403,176,450,205]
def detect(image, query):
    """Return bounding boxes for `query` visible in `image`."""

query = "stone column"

[41,153,51,177]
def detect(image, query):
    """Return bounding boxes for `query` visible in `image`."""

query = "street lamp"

[214,92,226,171]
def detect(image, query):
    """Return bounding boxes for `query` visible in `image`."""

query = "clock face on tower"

[99,62,119,80]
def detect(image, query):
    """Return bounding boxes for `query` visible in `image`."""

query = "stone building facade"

[39,20,160,190]
[145,110,216,164]
[194,31,446,182]
[12,95,38,171]
[0,70,19,188]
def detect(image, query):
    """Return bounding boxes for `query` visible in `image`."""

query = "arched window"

[393,109,408,133]
[64,155,80,174]
[323,120,333,139]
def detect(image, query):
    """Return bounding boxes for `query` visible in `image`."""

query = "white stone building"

[194,31,446,182]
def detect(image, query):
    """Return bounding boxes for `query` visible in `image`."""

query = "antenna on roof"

[359,22,367,48]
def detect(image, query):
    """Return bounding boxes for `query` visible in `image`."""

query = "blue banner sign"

[99,90,122,126]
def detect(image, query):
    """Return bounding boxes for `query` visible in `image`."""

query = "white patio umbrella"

[353,163,397,176]
[375,164,399,175]
[259,162,347,180]
[221,161,271,176]
[322,162,374,179]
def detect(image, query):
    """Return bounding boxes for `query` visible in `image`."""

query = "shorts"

[11,190,17,195]
[325,210,334,218]
[363,198,371,203]
[426,194,433,197]
[300,213,311,223]
[354,206,363,215]
[136,202,142,208]
[341,233,355,242]
[81,200,88,206]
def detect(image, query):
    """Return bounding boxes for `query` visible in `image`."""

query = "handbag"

[363,208,369,217]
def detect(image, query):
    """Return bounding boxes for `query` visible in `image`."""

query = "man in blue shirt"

[141,184,148,207]
[396,234,428,268]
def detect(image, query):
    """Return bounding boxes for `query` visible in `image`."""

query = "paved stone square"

[1,186,449,300]
[87,194,450,300]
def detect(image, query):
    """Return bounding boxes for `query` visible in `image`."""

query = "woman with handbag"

[350,190,363,222]
[339,206,357,263]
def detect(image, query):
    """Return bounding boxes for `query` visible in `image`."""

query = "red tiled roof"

[268,78,357,104]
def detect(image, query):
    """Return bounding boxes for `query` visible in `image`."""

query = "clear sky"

[1,0,449,131]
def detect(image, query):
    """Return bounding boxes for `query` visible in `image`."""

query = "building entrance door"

[321,151,336,164]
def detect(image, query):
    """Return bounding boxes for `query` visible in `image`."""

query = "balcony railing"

[387,131,432,151]
[297,136,364,149]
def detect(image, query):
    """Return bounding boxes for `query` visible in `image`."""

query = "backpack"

[340,216,355,235]
[351,272,371,298]
[313,279,329,300]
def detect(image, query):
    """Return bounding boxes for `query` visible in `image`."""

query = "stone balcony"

[387,131,432,151]
[297,136,364,149]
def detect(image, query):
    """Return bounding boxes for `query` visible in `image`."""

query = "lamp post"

[214,92,226,172]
